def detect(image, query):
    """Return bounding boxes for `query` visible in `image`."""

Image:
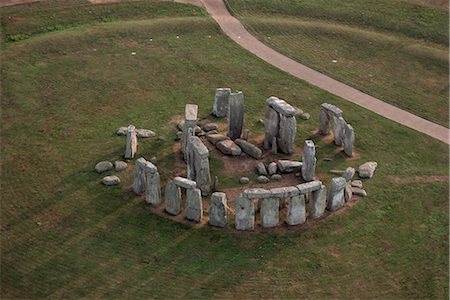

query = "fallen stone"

[344,183,352,202]
[257,175,270,184]
[116,127,128,136]
[185,187,203,222]
[268,162,277,175]
[114,161,127,172]
[358,161,378,178]
[310,185,327,219]
[351,180,363,189]
[277,160,302,173]
[286,195,306,225]
[209,192,227,227]
[216,140,242,156]
[173,176,197,189]
[271,174,282,181]
[266,96,296,117]
[243,188,271,199]
[205,130,218,136]
[342,167,356,181]
[258,119,265,125]
[136,129,156,138]
[206,134,230,145]
[95,161,113,173]
[256,162,268,176]
[165,180,181,216]
[352,187,367,197]
[299,112,310,120]
[203,123,218,132]
[329,169,345,176]
[235,139,262,159]
[235,195,255,230]
[327,177,346,211]
[239,177,250,184]
[271,186,300,198]
[260,197,280,228]
[297,180,322,194]
[102,175,120,186]
[213,88,231,118]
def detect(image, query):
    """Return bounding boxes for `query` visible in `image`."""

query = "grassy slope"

[226,0,449,127]
[1,1,448,299]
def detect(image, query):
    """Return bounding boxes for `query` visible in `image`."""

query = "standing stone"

[278,115,296,155]
[132,157,147,195]
[213,88,231,117]
[242,129,250,141]
[342,167,356,182]
[310,185,327,219]
[144,162,161,206]
[343,124,355,157]
[235,195,255,230]
[181,104,198,159]
[124,125,138,159]
[260,197,280,228]
[213,176,219,192]
[271,137,278,155]
[268,162,277,175]
[333,116,346,146]
[209,192,227,227]
[301,140,316,181]
[327,177,346,211]
[286,194,306,225]
[164,180,182,215]
[227,91,244,140]
[185,187,203,222]
[187,136,211,195]
[264,105,280,149]
[319,107,330,135]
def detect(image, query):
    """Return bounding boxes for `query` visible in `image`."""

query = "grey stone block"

[213,88,231,117]
[310,185,327,219]
[243,188,271,199]
[185,187,203,222]
[278,115,296,155]
[327,177,346,211]
[235,139,262,159]
[297,180,322,194]
[264,106,280,150]
[173,176,197,189]
[165,180,181,216]
[277,160,302,173]
[209,192,227,227]
[125,125,138,159]
[266,96,296,117]
[235,195,255,230]
[301,140,316,182]
[286,194,306,225]
[216,140,242,156]
[227,91,244,140]
[270,186,300,198]
[260,197,280,228]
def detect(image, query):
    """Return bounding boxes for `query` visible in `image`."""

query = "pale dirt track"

[2,0,449,144]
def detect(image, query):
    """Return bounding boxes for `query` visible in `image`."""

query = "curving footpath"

[2,0,449,144]
[194,0,449,144]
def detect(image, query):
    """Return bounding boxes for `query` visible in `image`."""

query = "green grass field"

[1,1,448,298]
[226,0,449,127]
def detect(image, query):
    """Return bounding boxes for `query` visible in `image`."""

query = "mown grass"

[226,0,449,127]
[1,1,448,299]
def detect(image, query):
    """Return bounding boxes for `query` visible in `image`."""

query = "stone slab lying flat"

[266,96,296,117]
[270,186,300,198]
[296,180,322,194]
[234,139,262,159]
[243,188,271,199]
[277,160,303,173]
[173,176,197,189]
[206,133,230,145]
[321,103,343,116]
[216,140,242,156]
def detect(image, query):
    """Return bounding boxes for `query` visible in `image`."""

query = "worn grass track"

[1,1,448,298]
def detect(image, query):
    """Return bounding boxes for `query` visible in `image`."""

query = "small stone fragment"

[95,161,113,173]
[256,162,268,176]
[213,176,219,192]
[342,167,356,181]
[203,123,218,132]
[102,175,120,186]
[271,174,282,181]
[136,129,156,138]
[299,112,310,120]
[257,175,270,184]
[235,139,262,159]
[239,177,250,184]
[351,180,363,189]
[114,161,127,172]
[277,160,302,173]
[268,162,277,175]
[116,127,128,136]
[175,131,183,141]
[352,187,367,197]
[216,140,242,156]
[205,130,218,136]
[358,161,378,178]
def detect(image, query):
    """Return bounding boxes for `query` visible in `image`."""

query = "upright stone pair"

[181,104,198,160]
[125,125,138,159]
[186,136,211,196]
[264,96,297,155]
[164,177,203,222]
[132,157,161,206]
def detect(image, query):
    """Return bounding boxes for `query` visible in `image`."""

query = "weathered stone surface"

[343,124,354,157]
[310,185,327,219]
[266,96,296,117]
[271,186,300,198]
[299,112,310,120]
[209,192,227,227]
[333,116,346,146]
[235,195,255,230]
[132,158,147,194]
[352,187,367,197]
[286,194,306,225]
[216,140,242,156]
[271,137,278,155]
[181,104,198,158]
[264,106,280,150]
[187,136,211,195]
[143,162,160,205]
[175,131,183,141]
[114,161,127,172]
[294,106,304,116]
[327,177,346,211]
[301,140,316,182]
[257,175,270,184]
[116,127,128,136]
[206,133,230,145]
[351,180,363,189]
[194,125,202,135]
[319,107,330,135]
[173,176,197,189]
[235,139,262,159]
[260,197,280,228]
[297,180,322,194]
[358,161,378,178]
[271,174,282,181]
[344,183,352,202]
[197,130,206,137]
[185,187,203,222]
[342,167,356,182]
[95,161,113,173]
[277,160,302,173]
[125,125,138,159]
[164,180,181,216]
[213,88,231,117]
[268,162,277,175]
[136,129,156,138]
[256,162,268,176]
[227,91,244,140]
[185,104,198,121]
[213,176,219,192]
[278,115,296,155]
[177,120,185,131]
[102,175,120,186]
[243,188,271,199]
[321,103,343,116]
[239,177,250,184]
[205,130,218,136]
[203,123,218,132]
[242,129,250,140]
